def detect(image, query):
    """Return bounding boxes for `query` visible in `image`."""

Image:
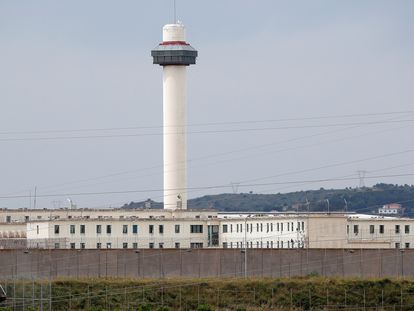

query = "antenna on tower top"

[174,0,177,23]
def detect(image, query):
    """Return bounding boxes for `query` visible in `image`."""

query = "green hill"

[122,183,414,216]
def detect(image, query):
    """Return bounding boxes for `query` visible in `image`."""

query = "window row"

[222,221,305,234]
[222,239,304,249]
[349,224,410,235]
[54,241,203,249]
[53,224,203,235]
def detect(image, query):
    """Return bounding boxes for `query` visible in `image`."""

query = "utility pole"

[33,186,37,209]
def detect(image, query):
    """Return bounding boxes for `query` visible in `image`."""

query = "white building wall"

[27,219,219,249]
[219,216,306,249]
[347,216,414,248]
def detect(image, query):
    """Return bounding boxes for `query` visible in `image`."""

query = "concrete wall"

[0,248,413,280]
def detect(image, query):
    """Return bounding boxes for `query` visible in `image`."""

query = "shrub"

[197,304,214,311]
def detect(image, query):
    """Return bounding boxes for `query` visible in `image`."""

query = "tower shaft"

[163,65,187,209]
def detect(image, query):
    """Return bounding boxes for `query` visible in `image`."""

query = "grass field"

[1,276,414,310]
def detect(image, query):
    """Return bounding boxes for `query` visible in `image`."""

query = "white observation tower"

[151,23,198,210]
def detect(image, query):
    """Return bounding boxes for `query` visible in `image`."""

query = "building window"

[190,243,203,248]
[159,225,164,234]
[70,243,75,249]
[70,225,75,234]
[287,223,290,231]
[281,223,283,231]
[80,225,85,234]
[379,225,384,234]
[106,225,112,234]
[175,224,180,233]
[149,225,154,234]
[25,216,29,222]
[353,225,359,235]
[96,225,102,234]
[54,243,60,249]
[6,216,11,223]
[395,225,400,234]
[133,225,138,234]
[123,225,128,234]
[260,223,263,232]
[175,242,180,249]
[106,243,112,249]
[97,243,102,249]
[190,225,203,233]
[405,243,410,248]
[36,225,39,234]
[159,243,164,249]
[369,225,374,234]
[395,243,400,249]
[266,223,269,233]
[405,225,410,234]
[54,225,60,234]
[149,243,154,249]
[123,243,128,249]
[223,242,228,248]
[277,223,279,231]
[347,225,349,234]
[132,243,138,249]
[80,243,85,249]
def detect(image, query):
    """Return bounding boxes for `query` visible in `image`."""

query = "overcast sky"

[1,0,413,209]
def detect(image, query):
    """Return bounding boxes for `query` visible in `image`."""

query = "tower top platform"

[151,23,198,66]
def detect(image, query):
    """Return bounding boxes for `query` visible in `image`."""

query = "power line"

[1,110,412,136]
[2,111,411,200]
[0,172,413,200]
[1,119,414,142]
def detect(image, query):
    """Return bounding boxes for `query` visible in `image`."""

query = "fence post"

[309,288,311,310]
[105,286,108,310]
[49,280,52,311]
[40,283,43,311]
[87,285,90,309]
[216,288,220,311]
[326,288,329,308]
[363,288,366,311]
[32,279,35,309]
[344,289,347,309]
[13,278,16,311]
[69,288,72,310]
[198,284,200,307]
[23,282,25,311]
[179,285,182,311]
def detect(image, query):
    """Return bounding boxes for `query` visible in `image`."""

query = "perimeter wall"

[0,248,413,280]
